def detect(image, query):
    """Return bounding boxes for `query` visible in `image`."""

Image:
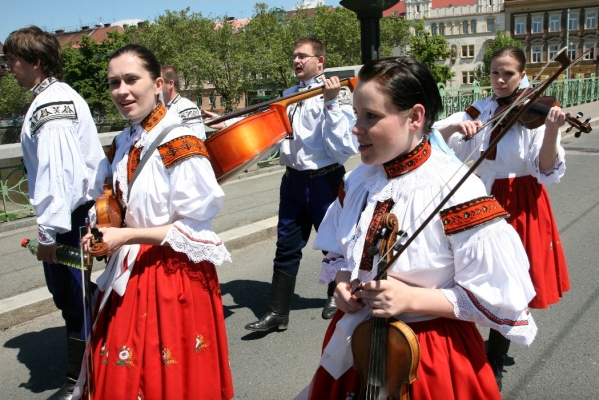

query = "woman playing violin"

[301,57,537,400]
[77,44,233,400]
[434,46,570,389]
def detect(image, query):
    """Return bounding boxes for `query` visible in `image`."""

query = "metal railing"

[1,76,598,223]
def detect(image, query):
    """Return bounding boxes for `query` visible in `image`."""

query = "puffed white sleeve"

[34,120,90,238]
[527,125,566,186]
[433,111,482,162]
[441,219,537,345]
[161,155,231,266]
[313,198,350,284]
[321,93,359,164]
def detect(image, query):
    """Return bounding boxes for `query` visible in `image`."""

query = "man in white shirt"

[245,37,358,333]
[160,65,206,140]
[4,26,106,400]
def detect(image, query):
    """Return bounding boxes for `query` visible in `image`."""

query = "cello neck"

[205,76,358,126]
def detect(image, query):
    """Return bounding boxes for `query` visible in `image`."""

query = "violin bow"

[354,47,581,292]
[79,219,94,399]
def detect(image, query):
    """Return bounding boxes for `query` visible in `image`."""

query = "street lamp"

[340,0,400,64]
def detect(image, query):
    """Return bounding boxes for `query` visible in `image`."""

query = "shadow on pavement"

[4,326,65,393]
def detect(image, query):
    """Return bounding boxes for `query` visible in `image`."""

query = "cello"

[203,77,358,183]
[351,213,420,400]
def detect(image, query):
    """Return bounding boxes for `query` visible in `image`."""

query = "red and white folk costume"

[82,104,233,400]
[434,96,569,308]
[305,140,537,400]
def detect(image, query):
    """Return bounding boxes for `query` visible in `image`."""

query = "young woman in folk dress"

[434,46,569,389]
[300,57,538,400]
[77,44,233,400]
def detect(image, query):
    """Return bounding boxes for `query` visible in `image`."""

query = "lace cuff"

[534,149,566,186]
[319,252,349,284]
[162,223,231,266]
[442,286,537,346]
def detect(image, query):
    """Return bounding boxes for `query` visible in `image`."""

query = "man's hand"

[37,243,58,264]
[323,76,341,103]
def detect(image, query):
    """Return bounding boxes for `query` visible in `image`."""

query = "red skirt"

[491,175,570,308]
[309,312,501,400]
[88,245,234,400]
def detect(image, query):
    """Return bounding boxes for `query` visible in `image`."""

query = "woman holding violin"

[435,46,570,389]
[77,45,233,399]
[301,57,537,400]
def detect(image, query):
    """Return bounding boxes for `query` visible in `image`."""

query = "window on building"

[549,14,560,32]
[569,12,579,31]
[461,44,475,58]
[472,20,477,33]
[515,17,526,35]
[549,44,560,60]
[487,19,495,32]
[439,23,445,36]
[489,0,493,5]
[463,21,469,34]
[532,16,543,33]
[586,11,597,29]
[462,71,475,84]
[416,5,421,13]
[532,45,542,62]
[584,42,596,59]
[431,24,437,35]
[568,42,577,59]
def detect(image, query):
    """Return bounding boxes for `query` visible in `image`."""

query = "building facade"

[504,0,598,80]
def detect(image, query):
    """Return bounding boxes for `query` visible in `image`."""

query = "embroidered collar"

[382,139,431,179]
[31,77,58,97]
[140,103,167,132]
[298,73,324,89]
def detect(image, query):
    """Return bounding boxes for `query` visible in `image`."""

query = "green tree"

[308,6,361,68]
[408,21,453,83]
[380,15,412,58]
[474,31,523,86]
[0,74,32,117]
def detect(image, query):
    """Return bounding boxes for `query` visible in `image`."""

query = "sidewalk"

[1,100,598,329]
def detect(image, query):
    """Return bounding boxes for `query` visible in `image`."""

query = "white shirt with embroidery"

[166,93,206,140]
[21,77,106,244]
[279,74,358,171]
[433,95,566,193]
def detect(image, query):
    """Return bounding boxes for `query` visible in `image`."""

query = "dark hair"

[490,46,526,72]
[109,44,161,80]
[160,65,180,92]
[358,57,443,135]
[3,26,63,80]
[294,37,326,58]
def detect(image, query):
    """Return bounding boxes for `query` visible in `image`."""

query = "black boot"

[322,281,338,319]
[48,337,86,400]
[486,329,511,392]
[245,269,296,332]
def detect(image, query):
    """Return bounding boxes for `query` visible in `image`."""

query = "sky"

[0,0,333,42]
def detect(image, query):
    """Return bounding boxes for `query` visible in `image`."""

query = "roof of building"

[55,25,125,48]
[383,0,477,17]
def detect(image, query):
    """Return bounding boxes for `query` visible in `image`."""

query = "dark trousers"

[273,165,345,276]
[42,201,95,340]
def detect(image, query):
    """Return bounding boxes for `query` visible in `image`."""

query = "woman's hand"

[544,105,567,131]
[455,120,483,139]
[356,278,413,318]
[334,279,365,314]
[81,227,131,256]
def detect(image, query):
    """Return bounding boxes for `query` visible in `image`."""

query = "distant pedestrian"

[161,64,207,140]
[4,25,106,400]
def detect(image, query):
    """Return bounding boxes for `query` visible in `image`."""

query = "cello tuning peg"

[585,118,591,123]
[575,131,581,138]
[576,112,584,119]
[566,126,573,133]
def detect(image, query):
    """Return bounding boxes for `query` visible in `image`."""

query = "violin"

[493,89,592,136]
[87,183,123,258]
[351,213,420,400]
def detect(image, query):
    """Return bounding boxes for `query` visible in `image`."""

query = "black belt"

[303,163,343,179]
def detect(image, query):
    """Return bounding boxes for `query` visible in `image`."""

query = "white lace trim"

[319,252,349,284]
[442,286,537,346]
[162,224,231,266]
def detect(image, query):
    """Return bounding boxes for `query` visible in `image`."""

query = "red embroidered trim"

[158,135,210,168]
[462,286,530,326]
[441,196,509,236]
[383,139,431,179]
[337,181,346,208]
[140,103,167,132]
[360,199,395,271]
[464,105,481,120]
[162,257,221,295]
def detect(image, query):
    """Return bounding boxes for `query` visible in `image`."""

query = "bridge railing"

[1,76,598,222]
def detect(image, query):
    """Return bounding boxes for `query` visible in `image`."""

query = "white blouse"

[433,96,565,193]
[312,144,537,378]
